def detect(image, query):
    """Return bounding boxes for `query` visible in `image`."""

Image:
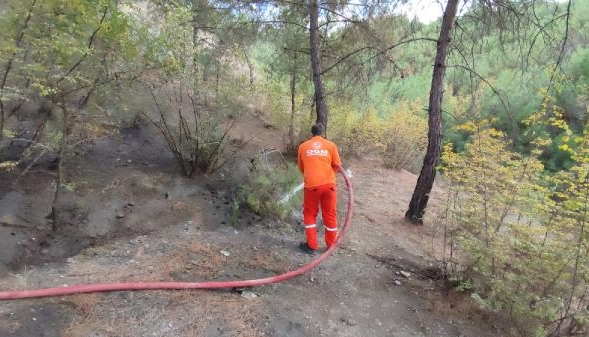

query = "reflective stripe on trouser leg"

[303,187,321,250]
[320,185,338,247]
[324,225,337,246]
[303,223,318,250]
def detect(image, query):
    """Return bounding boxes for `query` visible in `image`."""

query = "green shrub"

[441,113,589,336]
[329,105,382,158]
[238,161,302,219]
[381,101,428,171]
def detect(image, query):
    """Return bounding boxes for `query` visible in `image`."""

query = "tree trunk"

[216,59,220,95]
[191,0,200,76]
[191,0,208,82]
[309,0,328,133]
[191,0,208,103]
[288,52,297,149]
[241,46,254,86]
[405,0,458,224]
[51,102,70,229]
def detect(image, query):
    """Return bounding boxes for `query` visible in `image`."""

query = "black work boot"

[298,242,318,255]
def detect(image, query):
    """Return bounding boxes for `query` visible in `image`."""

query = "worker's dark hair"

[311,124,323,136]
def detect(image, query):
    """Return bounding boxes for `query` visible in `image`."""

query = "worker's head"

[311,124,324,137]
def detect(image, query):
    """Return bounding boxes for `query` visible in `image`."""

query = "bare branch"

[446,64,510,119]
[321,37,437,76]
[57,6,109,85]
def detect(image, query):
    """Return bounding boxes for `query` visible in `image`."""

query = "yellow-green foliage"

[329,99,428,171]
[329,105,385,158]
[381,100,428,170]
[0,161,17,172]
[0,131,18,171]
[442,107,589,336]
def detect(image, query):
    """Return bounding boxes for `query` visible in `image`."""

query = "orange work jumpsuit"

[297,135,342,250]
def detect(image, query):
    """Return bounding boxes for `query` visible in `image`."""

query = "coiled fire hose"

[0,168,353,300]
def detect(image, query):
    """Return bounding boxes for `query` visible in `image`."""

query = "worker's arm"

[331,143,342,171]
[297,147,304,173]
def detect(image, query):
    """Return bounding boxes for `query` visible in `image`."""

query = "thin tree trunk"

[405,0,458,224]
[78,77,100,110]
[191,0,204,104]
[51,102,69,229]
[191,0,208,76]
[309,0,328,133]
[241,45,254,86]
[9,77,30,119]
[288,53,297,148]
[191,0,211,103]
[216,59,220,96]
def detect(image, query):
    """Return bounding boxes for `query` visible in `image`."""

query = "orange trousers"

[302,184,338,250]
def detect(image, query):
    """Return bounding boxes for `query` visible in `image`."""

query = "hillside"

[0,113,509,337]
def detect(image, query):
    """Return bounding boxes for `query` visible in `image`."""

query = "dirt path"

[0,119,508,337]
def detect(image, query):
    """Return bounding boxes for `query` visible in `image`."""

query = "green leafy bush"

[440,104,589,336]
[238,161,302,219]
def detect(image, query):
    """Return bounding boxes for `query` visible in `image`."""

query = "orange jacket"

[297,136,342,188]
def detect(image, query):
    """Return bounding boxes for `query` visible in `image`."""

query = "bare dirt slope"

[0,114,509,337]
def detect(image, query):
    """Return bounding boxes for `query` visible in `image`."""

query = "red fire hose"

[0,168,353,300]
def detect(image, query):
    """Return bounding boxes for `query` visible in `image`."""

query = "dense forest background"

[0,0,588,336]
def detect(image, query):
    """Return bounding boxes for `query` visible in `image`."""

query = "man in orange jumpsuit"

[297,124,342,253]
